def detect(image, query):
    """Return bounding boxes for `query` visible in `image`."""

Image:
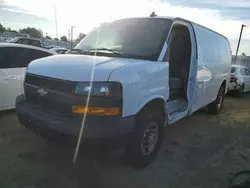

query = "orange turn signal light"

[72,106,120,115]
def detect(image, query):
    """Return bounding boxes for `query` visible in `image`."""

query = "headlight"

[74,82,122,97]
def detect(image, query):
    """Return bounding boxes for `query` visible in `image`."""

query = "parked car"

[228,64,250,96]
[49,47,68,54]
[16,17,231,167]
[8,37,44,48]
[0,37,6,43]
[43,45,60,49]
[0,43,56,111]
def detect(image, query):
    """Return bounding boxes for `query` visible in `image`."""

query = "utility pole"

[71,26,75,50]
[234,24,246,64]
[68,29,70,42]
[54,4,58,46]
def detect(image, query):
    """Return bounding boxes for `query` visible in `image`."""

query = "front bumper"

[16,95,135,145]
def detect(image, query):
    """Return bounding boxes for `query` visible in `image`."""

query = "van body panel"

[108,61,169,117]
[27,54,136,82]
[190,23,231,113]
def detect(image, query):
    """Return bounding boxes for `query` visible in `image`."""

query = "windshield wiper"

[67,48,85,54]
[88,48,122,55]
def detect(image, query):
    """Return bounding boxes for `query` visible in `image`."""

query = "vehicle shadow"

[0,109,16,117]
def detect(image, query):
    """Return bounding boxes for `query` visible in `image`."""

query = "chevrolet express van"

[16,17,232,167]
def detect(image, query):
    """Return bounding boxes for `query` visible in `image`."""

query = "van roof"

[115,16,228,40]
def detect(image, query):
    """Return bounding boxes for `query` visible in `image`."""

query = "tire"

[124,108,165,168]
[232,84,244,97]
[207,85,225,115]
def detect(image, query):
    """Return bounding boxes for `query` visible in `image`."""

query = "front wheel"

[124,109,164,168]
[207,85,225,114]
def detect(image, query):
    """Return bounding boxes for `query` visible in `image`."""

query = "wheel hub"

[141,122,159,155]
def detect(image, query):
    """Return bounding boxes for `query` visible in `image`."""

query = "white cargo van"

[16,17,232,167]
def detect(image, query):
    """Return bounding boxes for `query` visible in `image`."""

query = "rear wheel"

[207,85,225,114]
[124,108,164,168]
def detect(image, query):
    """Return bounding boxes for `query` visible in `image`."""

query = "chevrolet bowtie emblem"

[37,88,48,96]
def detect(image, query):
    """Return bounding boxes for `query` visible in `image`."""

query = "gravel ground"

[1,94,250,188]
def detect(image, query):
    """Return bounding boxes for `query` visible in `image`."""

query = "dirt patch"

[1,94,250,188]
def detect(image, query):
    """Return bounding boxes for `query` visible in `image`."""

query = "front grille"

[24,74,77,115]
[25,74,76,94]
[25,92,72,115]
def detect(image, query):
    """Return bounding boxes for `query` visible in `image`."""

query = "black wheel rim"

[141,122,159,155]
[217,89,224,110]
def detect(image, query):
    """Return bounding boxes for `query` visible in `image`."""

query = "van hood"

[27,54,133,81]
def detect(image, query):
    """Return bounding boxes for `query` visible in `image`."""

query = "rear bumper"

[228,82,242,91]
[16,95,134,145]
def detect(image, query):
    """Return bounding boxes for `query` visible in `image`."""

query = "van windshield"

[74,18,172,61]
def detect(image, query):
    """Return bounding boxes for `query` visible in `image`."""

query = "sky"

[0,0,250,55]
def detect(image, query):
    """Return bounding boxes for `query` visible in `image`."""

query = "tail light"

[230,76,237,82]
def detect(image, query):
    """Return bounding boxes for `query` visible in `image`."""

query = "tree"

[60,36,68,42]
[19,27,43,38]
[0,23,6,33]
[54,38,59,41]
[77,32,86,41]
[45,35,52,39]
[241,52,246,56]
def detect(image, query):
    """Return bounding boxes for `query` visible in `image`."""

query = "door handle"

[4,76,17,81]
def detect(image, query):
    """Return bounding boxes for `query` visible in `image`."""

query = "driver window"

[164,45,170,62]
[163,31,175,62]
[240,68,245,75]
[241,68,249,76]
